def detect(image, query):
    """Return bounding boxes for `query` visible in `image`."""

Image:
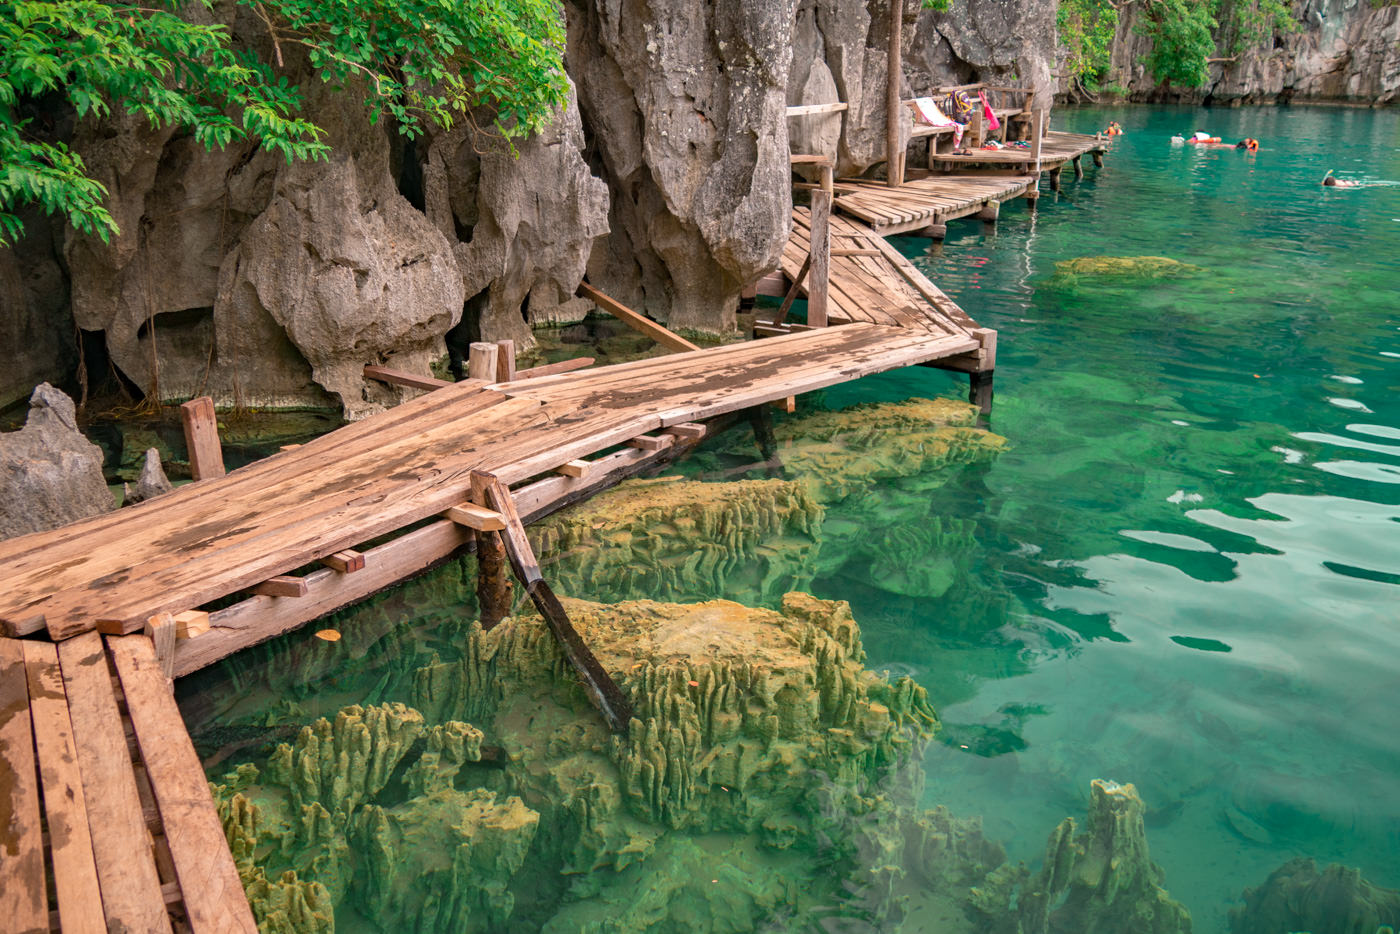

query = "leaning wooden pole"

[473,470,633,733]
[886,0,903,188]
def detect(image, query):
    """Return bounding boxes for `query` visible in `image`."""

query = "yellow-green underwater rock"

[1054,255,1203,279]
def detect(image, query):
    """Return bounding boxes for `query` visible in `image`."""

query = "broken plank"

[442,502,508,532]
[57,631,173,934]
[1,639,50,933]
[578,282,700,353]
[108,635,258,933]
[320,550,366,574]
[249,576,307,599]
[363,365,452,391]
[180,396,225,481]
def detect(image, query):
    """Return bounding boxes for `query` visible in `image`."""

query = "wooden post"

[917,222,948,239]
[468,473,512,631]
[1073,155,1084,180]
[1092,150,1104,168]
[820,162,834,197]
[808,188,831,328]
[977,200,1000,223]
[494,340,516,383]
[180,396,224,481]
[1029,110,1044,174]
[968,106,984,150]
[142,613,177,682]
[467,342,499,382]
[969,371,994,415]
[1049,166,1062,192]
[885,0,903,187]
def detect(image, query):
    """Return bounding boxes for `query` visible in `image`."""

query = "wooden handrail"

[786,102,848,117]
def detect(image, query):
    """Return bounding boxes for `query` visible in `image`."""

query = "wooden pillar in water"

[977,200,1000,224]
[467,342,499,382]
[469,472,512,630]
[1048,166,1062,192]
[808,187,831,327]
[1092,150,1104,168]
[885,0,903,188]
[1073,155,1084,180]
[180,396,224,480]
[967,327,997,416]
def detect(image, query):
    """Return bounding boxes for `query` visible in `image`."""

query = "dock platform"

[830,175,1037,236]
[931,130,1107,176]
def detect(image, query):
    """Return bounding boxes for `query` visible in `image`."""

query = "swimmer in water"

[1322,170,1360,188]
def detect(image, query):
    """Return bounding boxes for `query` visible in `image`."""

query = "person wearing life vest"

[1104,121,1123,136]
[1236,138,1259,152]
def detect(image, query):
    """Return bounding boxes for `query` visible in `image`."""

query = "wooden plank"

[512,357,595,380]
[788,154,834,165]
[362,365,451,391]
[249,576,307,599]
[320,549,365,573]
[808,188,831,328]
[664,423,707,441]
[174,521,474,677]
[180,396,224,481]
[494,340,516,383]
[786,102,848,117]
[0,639,49,933]
[57,631,173,934]
[143,612,177,681]
[627,435,671,453]
[109,635,257,932]
[467,343,500,382]
[472,472,541,585]
[442,503,508,532]
[174,610,210,639]
[577,282,700,353]
[555,459,592,478]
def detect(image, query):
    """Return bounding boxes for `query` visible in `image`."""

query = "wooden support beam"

[577,282,700,353]
[771,396,797,414]
[249,576,307,599]
[474,471,633,733]
[1,640,50,934]
[513,357,595,381]
[320,550,365,573]
[753,323,816,339]
[180,396,224,481]
[57,631,173,933]
[1049,165,1062,192]
[1092,150,1104,168]
[143,612,177,681]
[977,200,1000,223]
[917,222,949,239]
[886,0,903,187]
[969,370,995,415]
[664,423,707,441]
[442,502,508,531]
[774,254,811,324]
[555,459,592,478]
[972,327,998,370]
[467,473,512,630]
[1073,155,1084,180]
[494,340,516,383]
[627,434,671,452]
[808,188,831,328]
[173,610,210,639]
[785,102,849,117]
[108,635,258,932]
[362,365,451,391]
[467,342,500,382]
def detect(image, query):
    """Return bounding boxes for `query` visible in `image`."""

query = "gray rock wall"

[0,384,113,541]
[1101,0,1400,104]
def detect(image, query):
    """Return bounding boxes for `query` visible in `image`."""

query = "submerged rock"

[1229,858,1400,934]
[1054,256,1204,281]
[0,383,114,540]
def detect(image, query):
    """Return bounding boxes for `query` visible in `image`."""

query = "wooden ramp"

[780,207,978,336]
[830,175,1037,236]
[0,633,256,932]
[931,130,1107,173]
[0,324,975,648]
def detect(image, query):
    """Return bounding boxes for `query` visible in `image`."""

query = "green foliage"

[1219,0,1299,55]
[921,0,953,11]
[0,0,568,246]
[1057,0,1119,90]
[1136,0,1219,87]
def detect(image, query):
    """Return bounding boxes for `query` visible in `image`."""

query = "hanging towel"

[910,97,955,127]
[979,90,1001,132]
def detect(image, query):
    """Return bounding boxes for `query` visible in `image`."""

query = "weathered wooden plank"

[808,188,831,328]
[555,460,592,478]
[57,631,172,934]
[578,282,700,353]
[174,610,211,639]
[249,576,307,599]
[785,102,848,117]
[180,397,225,481]
[363,365,452,391]
[108,635,258,933]
[467,343,500,383]
[1,639,49,933]
[627,435,672,453]
[143,612,177,680]
[320,550,365,574]
[442,503,508,531]
[512,357,595,380]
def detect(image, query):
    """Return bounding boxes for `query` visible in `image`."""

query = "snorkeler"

[1236,138,1259,152]
[1322,170,1360,188]
[1103,121,1124,136]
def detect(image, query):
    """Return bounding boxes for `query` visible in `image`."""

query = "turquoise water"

[825,104,1400,929]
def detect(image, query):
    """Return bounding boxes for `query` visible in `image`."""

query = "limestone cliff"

[1100,0,1400,104]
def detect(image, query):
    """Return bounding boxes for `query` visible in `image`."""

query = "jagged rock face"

[566,0,796,335]
[425,84,610,342]
[1104,0,1400,103]
[0,383,113,540]
[789,0,1057,177]
[0,213,74,411]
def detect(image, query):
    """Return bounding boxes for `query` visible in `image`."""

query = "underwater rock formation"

[1230,858,1400,934]
[0,383,113,540]
[1053,256,1205,281]
[531,477,824,608]
[1018,779,1193,934]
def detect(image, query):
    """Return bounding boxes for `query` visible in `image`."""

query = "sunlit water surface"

[824,104,1400,931]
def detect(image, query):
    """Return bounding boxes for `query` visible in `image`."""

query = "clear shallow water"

[184,104,1400,932]
[822,104,1400,930]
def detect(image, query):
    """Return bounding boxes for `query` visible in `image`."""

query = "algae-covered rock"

[1053,256,1204,280]
[532,477,823,608]
[1229,858,1400,934]
[1019,779,1193,934]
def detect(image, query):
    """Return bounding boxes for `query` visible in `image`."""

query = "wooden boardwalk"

[830,175,1037,236]
[779,207,978,335]
[931,129,1107,174]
